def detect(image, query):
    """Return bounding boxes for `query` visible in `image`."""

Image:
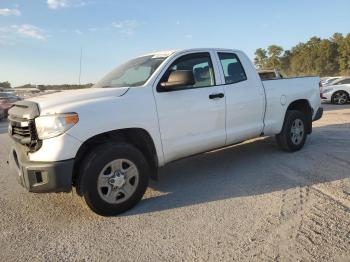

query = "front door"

[154,52,226,163]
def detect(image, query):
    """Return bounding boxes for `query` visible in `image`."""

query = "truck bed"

[262,76,321,135]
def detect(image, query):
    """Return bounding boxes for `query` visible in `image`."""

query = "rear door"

[153,52,226,163]
[216,51,265,144]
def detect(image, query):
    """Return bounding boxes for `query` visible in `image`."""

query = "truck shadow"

[124,122,350,216]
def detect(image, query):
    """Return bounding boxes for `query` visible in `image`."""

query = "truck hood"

[28,87,129,113]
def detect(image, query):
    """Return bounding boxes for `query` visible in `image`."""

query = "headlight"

[35,113,79,140]
[322,88,334,93]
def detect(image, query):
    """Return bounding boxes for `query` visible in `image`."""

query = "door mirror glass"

[161,70,195,89]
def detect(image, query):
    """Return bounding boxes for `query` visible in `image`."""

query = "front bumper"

[8,144,74,193]
[321,92,332,102]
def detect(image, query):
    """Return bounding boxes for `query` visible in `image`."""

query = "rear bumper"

[8,144,74,193]
[313,107,323,122]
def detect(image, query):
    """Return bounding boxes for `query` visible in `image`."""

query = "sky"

[0,0,350,86]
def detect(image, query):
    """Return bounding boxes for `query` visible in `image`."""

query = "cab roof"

[142,48,243,57]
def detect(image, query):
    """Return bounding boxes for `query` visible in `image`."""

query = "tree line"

[36,84,93,90]
[2,33,350,88]
[0,82,93,90]
[254,33,350,77]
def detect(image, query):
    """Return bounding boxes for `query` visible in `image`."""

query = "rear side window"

[218,52,247,84]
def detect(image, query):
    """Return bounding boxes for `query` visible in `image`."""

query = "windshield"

[327,78,340,84]
[94,55,168,88]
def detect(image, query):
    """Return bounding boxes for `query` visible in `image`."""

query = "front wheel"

[275,110,307,152]
[77,143,150,216]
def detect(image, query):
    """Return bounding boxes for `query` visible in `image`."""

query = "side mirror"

[161,70,195,89]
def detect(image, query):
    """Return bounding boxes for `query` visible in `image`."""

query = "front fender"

[66,87,165,166]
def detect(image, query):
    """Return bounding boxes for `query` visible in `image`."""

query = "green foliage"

[0,81,11,88]
[254,48,267,70]
[266,45,284,69]
[12,83,94,90]
[16,84,36,89]
[36,83,93,91]
[338,33,350,75]
[254,33,350,77]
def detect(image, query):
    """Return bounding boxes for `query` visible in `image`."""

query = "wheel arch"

[285,99,313,134]
[72,128,159,191]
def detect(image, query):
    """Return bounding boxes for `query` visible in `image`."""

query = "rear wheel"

[331,91,349,105]
[275,110,307,152]
[77,143,150,216]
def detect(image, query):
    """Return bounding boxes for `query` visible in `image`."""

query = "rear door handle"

[209,93,224,99]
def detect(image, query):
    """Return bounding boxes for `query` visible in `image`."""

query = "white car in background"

[330,76,350,86]
[0,106,5,121]
[322,83,350,105]
[321,77,343,86]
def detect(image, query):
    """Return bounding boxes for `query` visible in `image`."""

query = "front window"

[328,78,340,85]
[94,54,168,88]
[158,52,215,91]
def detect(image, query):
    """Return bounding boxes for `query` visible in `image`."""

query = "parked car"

[0,92,21,101]
[322,83,350,105]
[330,76,350,86]
[0,92,21,118]
[7,48,323,216]
[0,105,5,121]
[321,77,343,86]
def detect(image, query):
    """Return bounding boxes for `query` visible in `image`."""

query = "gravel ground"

[0,103,349,261]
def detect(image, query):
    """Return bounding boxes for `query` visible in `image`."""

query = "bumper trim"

[8,145,73,193]
[313,107,323,122]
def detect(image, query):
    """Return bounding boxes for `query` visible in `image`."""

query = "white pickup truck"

[8,48,323,216]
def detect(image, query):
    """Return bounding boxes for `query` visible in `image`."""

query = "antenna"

[78,47,83,86]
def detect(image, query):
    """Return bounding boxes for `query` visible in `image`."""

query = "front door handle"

[209,93,224,99]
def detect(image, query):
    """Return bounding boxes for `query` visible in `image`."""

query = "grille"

[9,117,41,152]
[8,101,41,152]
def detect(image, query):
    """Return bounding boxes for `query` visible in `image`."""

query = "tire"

[331,91,349,105]
[275,110,307,152]
[77,143,150,216]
